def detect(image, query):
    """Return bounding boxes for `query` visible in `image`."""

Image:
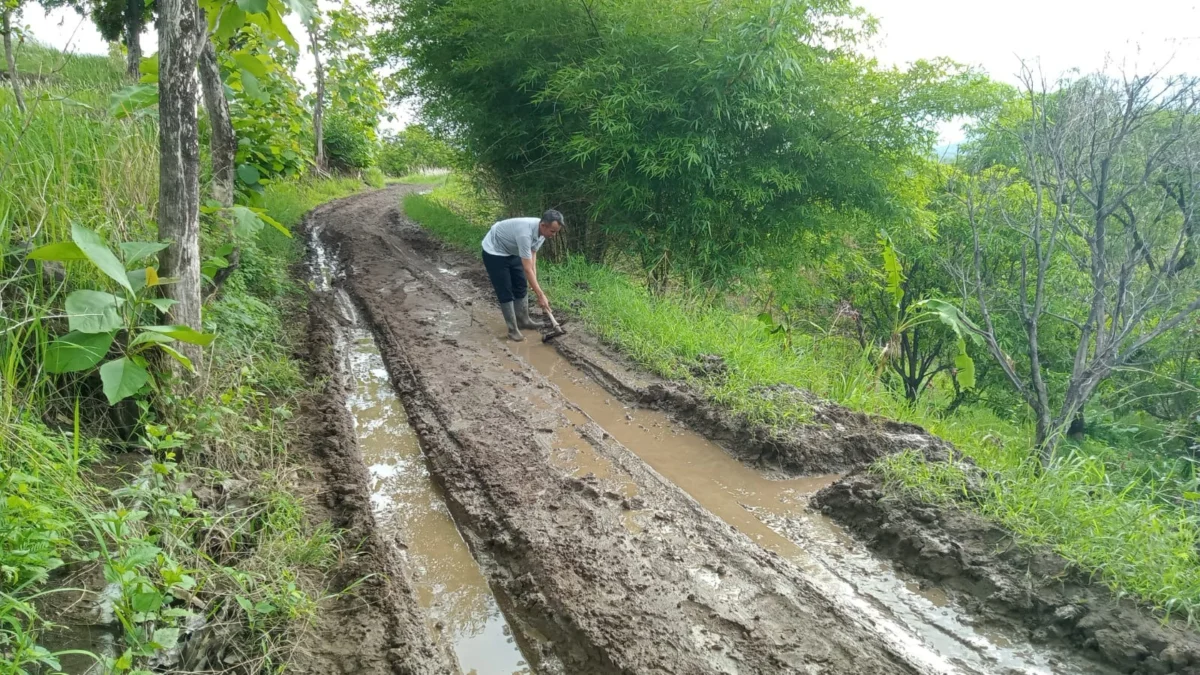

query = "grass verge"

[1,42,370,672]
[403,182,1200,622]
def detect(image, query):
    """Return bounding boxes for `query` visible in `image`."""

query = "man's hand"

[536,292,550,312]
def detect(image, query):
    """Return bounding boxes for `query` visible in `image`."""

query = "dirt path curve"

[309,185,953,675]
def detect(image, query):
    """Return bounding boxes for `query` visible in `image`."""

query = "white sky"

[17,0,1200,142]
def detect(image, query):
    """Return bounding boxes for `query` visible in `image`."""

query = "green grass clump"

[404,185,1200,620]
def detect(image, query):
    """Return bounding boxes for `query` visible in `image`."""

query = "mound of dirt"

[814,472,1200,675]
[546,328,953,476]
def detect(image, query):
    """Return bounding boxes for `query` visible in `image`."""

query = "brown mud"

[312,186,934,674]
[814,472,1200,675]
[288,250,455,675]
[295,184,1156,674]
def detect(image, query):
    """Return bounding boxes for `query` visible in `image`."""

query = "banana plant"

[877,230,981,393]
[28,223,216,405]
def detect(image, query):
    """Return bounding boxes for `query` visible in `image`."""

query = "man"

[481,209,564,341]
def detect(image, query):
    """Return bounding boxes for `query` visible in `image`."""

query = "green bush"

[364,167,385,188]
[323,112,374,170]
[379,0,1001,279]
[378,124,455,176]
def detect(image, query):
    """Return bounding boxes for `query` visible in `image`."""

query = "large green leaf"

[99,358,150,405]
[921,298,983,344]
[151,627,181,650]
[257,211,291,238]
[878,231,904,309]
[146,298,178,314]
[65,290,124,334]
[143,325,216,346]
[156,343,195,373]
[233,52,268,79]
[44,331,116,373]
[228,205,266,238]
[27,242,86,261]
[280,0,314,26]
[72,223,133,293]
[130,331,175,347]
[953,338,976,391]
[235,0,267,14]
[138,54,159,84]
[240,69,267,103]
[213,4,247,41]
[109,83,159,119]
[120,241,169,265]
[237,164,261,186]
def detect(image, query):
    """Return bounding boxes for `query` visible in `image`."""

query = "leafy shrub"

[364,167,385,188]
[381,0,1000,280]
[323,112,374,170]
[378,124,455,176]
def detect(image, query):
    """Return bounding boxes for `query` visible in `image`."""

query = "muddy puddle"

[313,230,533,675]
[454,303,1103,675]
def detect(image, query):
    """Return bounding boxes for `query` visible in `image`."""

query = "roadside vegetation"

[0,36,379,674]
[384,0,1200,618]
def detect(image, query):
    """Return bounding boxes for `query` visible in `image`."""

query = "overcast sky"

[16,0,1200,141]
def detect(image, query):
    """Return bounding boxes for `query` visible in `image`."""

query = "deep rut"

[304,185,1121,675]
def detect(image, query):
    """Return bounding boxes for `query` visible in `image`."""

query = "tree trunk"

[309,27,326,174]
[198,40,235,208]
[2,9,25,115]
[124,0,143,78]
[156,0,204,368]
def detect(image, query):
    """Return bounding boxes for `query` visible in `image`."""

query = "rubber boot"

[500,302,524,341]
[514,296,539,330]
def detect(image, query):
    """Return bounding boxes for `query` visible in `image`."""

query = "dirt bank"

[289,245,455,675]
[311,186,936,674]
[814,472,1200,675]
[550,326,955,475]
[418,229,950,477]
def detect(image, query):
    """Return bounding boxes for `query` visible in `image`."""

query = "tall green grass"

[0,41,369,672]
[404,186,1200,620]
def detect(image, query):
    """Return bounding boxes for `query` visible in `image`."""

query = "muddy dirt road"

[303,186,1123,675]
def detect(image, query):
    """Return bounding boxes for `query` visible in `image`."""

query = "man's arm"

[522,253,549,311]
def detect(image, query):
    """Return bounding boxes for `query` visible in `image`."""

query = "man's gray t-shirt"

[482,217,545,259]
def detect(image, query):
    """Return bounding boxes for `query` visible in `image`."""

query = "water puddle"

[472,315,1103,675]
[311,231,533,675]
[346,331,532,675]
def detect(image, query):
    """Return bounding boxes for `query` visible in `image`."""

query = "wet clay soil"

[346,324,535,674]
[312,187,929,674]
[815,473,1200,675]
[299,185,1152,674]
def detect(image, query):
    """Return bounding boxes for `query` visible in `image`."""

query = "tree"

[951,66,1200,463]
[2,0,25,113]
[91,0,151,78]
[378,124,454,176]
[198,38,234,207]
[311,1,383,172]
[306,14,325,173]
[155,0,203,366]
[377,0,999,280]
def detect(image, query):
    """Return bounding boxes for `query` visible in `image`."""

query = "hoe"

[542,309,568,343]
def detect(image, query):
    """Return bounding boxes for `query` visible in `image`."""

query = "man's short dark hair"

[541,209,565,228]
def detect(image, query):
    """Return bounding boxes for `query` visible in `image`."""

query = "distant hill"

[932,142,960,160]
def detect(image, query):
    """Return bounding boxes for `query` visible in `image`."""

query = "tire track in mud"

[299,186,1029,675]
[293,283,457,675]
[311,186,943,674]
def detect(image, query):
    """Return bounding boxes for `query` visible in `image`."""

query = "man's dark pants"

[482,249,527,303]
